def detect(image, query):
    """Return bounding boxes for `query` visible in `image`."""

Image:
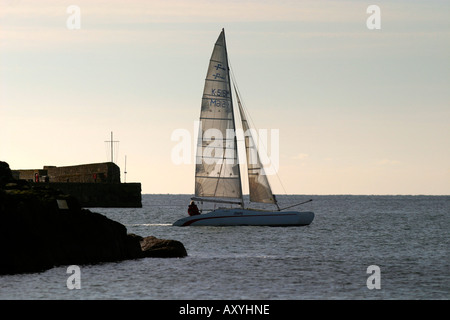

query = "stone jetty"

[0,161,187,275]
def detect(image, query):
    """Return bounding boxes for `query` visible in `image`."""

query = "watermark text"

[66,265,81,289]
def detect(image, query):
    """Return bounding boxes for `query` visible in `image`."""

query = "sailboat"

[173,29,314,227]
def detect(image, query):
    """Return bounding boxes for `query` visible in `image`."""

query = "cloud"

[291,153,309,160]
[2,0,447,54]
[0,0,368,34]
[375,159,401,166]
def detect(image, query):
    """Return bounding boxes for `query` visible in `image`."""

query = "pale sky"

[1,0,449,195]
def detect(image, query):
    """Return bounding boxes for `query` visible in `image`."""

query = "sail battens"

[198,156,237,161]
[205,79,228,84]
[199,117,232,121]
[200,137,236,141]
[199,145,236,149]
[196,176,240,180]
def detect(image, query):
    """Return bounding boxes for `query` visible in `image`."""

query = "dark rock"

[0,161,14,187]
[140,236,188,258]
[0,161,187,275]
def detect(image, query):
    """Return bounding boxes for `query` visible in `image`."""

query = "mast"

[110,132,113,163]
[124,155,127,183]
[223,28,245,208]
[105,131,119,164]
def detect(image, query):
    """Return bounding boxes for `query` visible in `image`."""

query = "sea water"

[0,195,448,300]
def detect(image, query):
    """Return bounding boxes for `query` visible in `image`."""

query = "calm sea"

[0,194,448,300]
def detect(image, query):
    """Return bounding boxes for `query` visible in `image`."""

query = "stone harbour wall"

[50,182,142,208]
[11,162,141,207]
[13,162,121,183]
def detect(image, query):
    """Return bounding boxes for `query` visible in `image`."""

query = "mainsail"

[194,29,243,202]
[235,87,277,205]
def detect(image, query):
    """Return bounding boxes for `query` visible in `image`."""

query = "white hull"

[173,209,314,227]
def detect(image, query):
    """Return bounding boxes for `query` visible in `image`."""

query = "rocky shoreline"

[0,161,187,275]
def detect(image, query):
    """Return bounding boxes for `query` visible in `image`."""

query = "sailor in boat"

[188,200,200,216]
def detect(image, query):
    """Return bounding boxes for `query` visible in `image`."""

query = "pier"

[12,162,142,208]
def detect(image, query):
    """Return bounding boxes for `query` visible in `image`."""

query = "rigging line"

[227,63,248,197]
[227,65,248,197]
[229,64,288,197]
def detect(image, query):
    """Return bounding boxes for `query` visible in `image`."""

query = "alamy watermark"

[171,121,280,175]
[66,265,81,289]
[66,5,81,30]
[366,265,381,289]
[64,264,381,291]
[366,5,381,30]
[64,4,380,31]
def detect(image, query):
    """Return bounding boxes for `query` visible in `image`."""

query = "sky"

[1,0,449,195]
